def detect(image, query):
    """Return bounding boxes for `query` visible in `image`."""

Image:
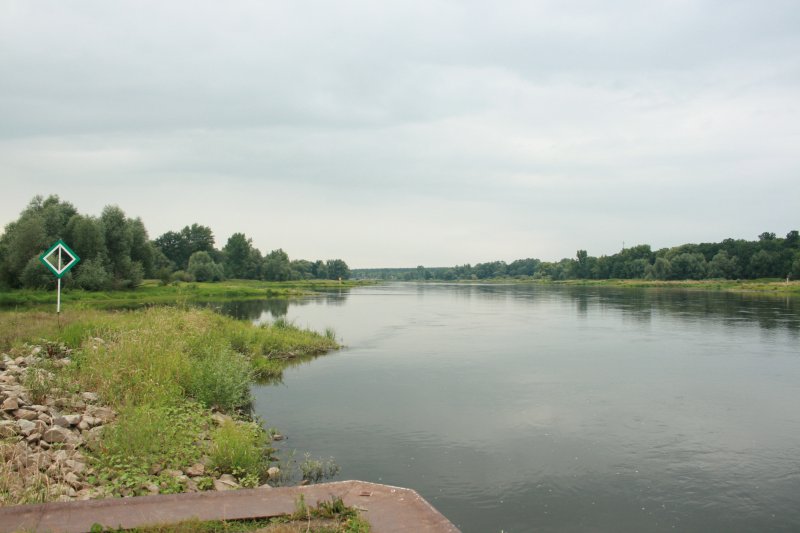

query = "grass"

[447,277,800,295]
[0,279,371,309]
[208,420,271,487]
[92,496,371,532]
[0,306,341,500]
[553,278,800,294]
[89,402,211,496]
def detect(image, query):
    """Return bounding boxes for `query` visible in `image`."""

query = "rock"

[57,414,81,426]
[267,466,280,480]
[13,409,38,421]
[77,420,89,431]
[86,426,104,442]
[162,469,184,478]
[2,397,19,411]
[65,459,86,474]
[213,477,240,491]
[86,406,115,424]
[30,405,48,413]
[82,416,101,427]
[43,426,71,444]
[81,392,99,403]
[186,463,205,477]
[271,433,285,441]
[25,432,41,444]
[17,419,36,436]
[258,483,273,490]
[64,472,81,489]
[146,483,160,495]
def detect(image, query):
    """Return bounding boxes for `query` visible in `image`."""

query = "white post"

[57,246,62,314]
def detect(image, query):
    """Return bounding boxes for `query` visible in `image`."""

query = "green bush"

[74,259,111,291]
[182,347,253,413]
[20,256,55,289]
[208,420,270,483]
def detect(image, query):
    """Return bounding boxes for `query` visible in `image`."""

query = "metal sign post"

[39,240,80,314]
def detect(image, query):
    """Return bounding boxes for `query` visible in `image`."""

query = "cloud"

[1,1,799,266]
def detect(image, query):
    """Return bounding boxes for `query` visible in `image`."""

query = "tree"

[311,260,328,279]
[791,252,800,279]
[652,257,672,280]
[65,214,106,264]
[708,250,740,279]
[129,218,155,278]
[670,253,707,280]
[223,233,258,279]
[0,195,76,288]
[153,230,188,270]
[153,224,216,271]
[263,249,291,281]
[785,230,799,249]
[101,205,133,279]
[326,259,350,280]
[575,250,589,278]
[290,259,314,280]
[187,251,224,282]
[748,249,780,278]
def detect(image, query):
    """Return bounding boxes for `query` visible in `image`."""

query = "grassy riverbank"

[0,279,370,309]
[445,277,800,295]
[0,306,340,504]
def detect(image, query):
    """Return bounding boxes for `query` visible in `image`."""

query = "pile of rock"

[0,343,116,502]
[1,343,283,503]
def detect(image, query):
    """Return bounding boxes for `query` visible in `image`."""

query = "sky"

[1,1,799,268]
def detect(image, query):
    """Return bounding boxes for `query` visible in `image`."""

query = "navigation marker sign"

[39,240,80,314]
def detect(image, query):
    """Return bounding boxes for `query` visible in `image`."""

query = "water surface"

[248,283,800,532]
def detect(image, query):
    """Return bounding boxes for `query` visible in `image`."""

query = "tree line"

[353,231,800,282]
[0,195,350,290]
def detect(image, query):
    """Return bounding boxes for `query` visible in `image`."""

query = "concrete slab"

[0,480,459,533]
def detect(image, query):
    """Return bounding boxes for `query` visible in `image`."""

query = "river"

[235,283,800,532]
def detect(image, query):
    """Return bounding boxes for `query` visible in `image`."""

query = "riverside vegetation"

[0,306,344,506]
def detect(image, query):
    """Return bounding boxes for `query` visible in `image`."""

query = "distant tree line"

[0,195,350,290]
[353,231,800,282]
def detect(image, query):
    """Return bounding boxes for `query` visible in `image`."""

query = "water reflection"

[197,290,351,321]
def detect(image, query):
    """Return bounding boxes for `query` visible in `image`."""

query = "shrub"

[182,347,253,413]
[74,259,111,291]
[20,256,55,289]
[171,270,194,283]
[187,252,224,282]
[208,420,270,483]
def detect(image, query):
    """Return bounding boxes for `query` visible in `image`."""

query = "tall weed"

[182,347,252,413]
[208,420,270,484]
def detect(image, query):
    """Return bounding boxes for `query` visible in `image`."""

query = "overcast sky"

[1,1,798,268]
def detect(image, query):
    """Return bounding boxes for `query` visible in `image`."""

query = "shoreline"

[356,278,800,295]
[0,306,342,508]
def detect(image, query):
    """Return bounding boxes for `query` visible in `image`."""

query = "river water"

[240,283,800,532]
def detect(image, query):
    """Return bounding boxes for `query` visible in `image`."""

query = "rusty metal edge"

[0,480,460,533]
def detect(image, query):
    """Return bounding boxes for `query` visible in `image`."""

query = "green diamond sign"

[39,240,80,279]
